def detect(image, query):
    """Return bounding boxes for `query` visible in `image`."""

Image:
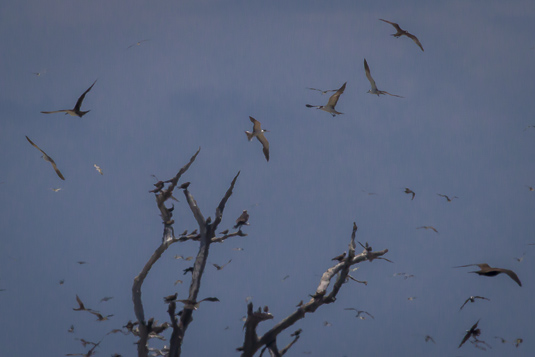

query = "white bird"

[94,164,103,175]
[364,59,403,98]
[306,82,346,116]
[245,116,269,162]
[41,80,97,118]
[50,188,62,192]
[26,136,65,180]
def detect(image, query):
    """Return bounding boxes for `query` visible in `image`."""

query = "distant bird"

[527,186,534,192]
[93,164,103,175]
[458,319,481,348]
[174,279,183,285]
[417,226,439,234]
[344,308,374,320]
[41,80,96,118]
[219,229,229,235]
[59,279,65,285]
[163,293,178,303]
[89,310,113,321]
[77,261,87,265]
[523,125,535,131]
[73,295,87,311]
[404,188,415,200]
[176,297,220,310]
[31,70,46,76]
[127,39,149,49]
[494,336,508,344]
[407,296,417,301]
[331,252,346,262]
[99,296,113,303]
[68,325,75,333]
[306,82,346,117]
[245,116,270,162]
[282,275,290,281]
[233,247,244,251]
[459,296,490,311]
[514,338,523,347]
[437,193,458,202]
[234,210,249,230]
[379,19,424,51]
[514,252,526,263]
[50,188,62,192]
[306,87,337,95]
[361,190,377,195]
[455,263,522,286]
[26,136,65,180]
[174,254,185,260]
[213,259,232,271]
[364,59,403,98]
[323,321,332,327]
[291,328,302,337]
[425,335,435,344]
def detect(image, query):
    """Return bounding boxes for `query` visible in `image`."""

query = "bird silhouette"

[379,19,424,51]
[364,59,403,97]
[455,263,522,286]
[306,82,347,116]
[41,80,96,117]
[26,136,65,180]
[459,319,481,348]
[459,296,490,311]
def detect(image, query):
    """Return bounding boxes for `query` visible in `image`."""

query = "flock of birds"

[18,16,533,357]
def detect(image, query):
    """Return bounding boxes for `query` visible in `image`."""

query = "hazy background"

[1,0,534,356]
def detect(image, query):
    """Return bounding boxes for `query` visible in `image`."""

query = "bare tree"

[130,150,389,357]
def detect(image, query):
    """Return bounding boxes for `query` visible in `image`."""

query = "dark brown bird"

[234,210,249,230]
[332,252,346,262]
[163,293,178,303]
[404,188,415,200]
[99,296,113,303]
[459,296,490,311]
[437,193,458,202]
[213,259,232,271]
[41,80,97,117]
[176,297,220,310]
[89,310,113,321]
[455,263,522,286]
[149,181,164,193]
[379,19,424,51]
[425,335,435,344]
[458,319,481,348]
[417,226,438,234]
[291,328,302,337]
[183,267,194,275]
[26,136,65,180]
[219,229,229,235]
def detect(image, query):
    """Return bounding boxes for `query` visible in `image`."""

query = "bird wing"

[459,298,470,311]
[475,296,490,301]
[364,60,377,91]
[249,116,262,132]
[326,82,346,108]
[74,295,85,310]
[379,19,402,32]
[496,268,522,286]
[453,263,479,268]
[256,133,269,162]
[364,311,375,319]
[74,80,97,112]
[381,91,404,98]
[405,32,424,51]
[458,331,472,348]
[41,110,70,114]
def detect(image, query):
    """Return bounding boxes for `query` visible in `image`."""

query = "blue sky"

[1,1,534,356]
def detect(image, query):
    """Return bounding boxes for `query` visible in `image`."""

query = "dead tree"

[131,148,245,357]
[238,222,389,357]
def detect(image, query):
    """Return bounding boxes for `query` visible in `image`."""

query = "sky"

[1,0,534,356]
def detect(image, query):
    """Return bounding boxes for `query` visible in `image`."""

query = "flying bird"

[437,193,458,202]
[234,210,249,230]
[404,188,415,200]
[41,80,97,118]
[127,39,150,49]
[306,87,337,95]
[344,308,374,320]
[50,188,62,192]
[68,325,75,333]
[93,164,103,175]
[176,297,220,310]
[459,296,490,311]
[364,59,403,98]
[455,263,522,286]
[213,259,232,271]
[379,19,424,51]
[458,319,481,348]
[99,296,113,303]
[306,82,347,117]
[245,116,270,162]
[26,136,65,180]
[89,310,113,321]
[73,295,87,311]
[417,226,439,234]
[425,335,435,344]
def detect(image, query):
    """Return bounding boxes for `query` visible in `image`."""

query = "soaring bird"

[73,295,87,311]
[245,116,269,162]
[404,188,415,200]
[459,296,490,311]
[417,226,439,234]
[89,310,113,321]
[127,39,150,49]
[458,319,481,348]
[94,164,103,175]
[234,210,249,230]
[344,308,374,320]
[455,263,522,286]
[379,19,424,51]
[437,193,458,202]
[425,335,436,344]
[306,82,347,117]
[306,87,337,95]
[364,59,403,98]
[176,297,220,310]
[26,136,65,180]
[213,259,232,271]
[41,80,97,117]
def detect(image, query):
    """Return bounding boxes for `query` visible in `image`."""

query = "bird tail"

[245,131,254,141]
